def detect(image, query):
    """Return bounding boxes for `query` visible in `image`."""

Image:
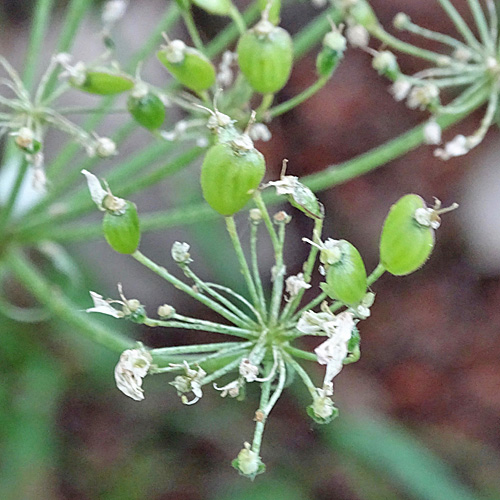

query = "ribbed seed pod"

[201,137,266,216]
[127,92,166,130]
[320,240,367,306]
[237,19,293,94]
[157,41,216,92]
[102,200,141,254]
[380,194,435,276]
[71,70,134,95]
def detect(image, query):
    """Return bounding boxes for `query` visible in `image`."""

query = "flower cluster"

[84,166,456,478]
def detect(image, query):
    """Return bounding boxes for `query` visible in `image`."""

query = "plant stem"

[181,8,206,52]
[6,247,134,353]
[225,216,260,308]
[132,249,250,328]
[268,75,329,118]
[368,263,385,286]
[229,5,247,35]
[269,222,286,326]
[250,223,268,320]
[284,345,317,362]
[251,377,271,454]
[0,157,29,231]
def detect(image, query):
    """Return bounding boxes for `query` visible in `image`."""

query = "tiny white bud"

[95,137,117,158]
[423,120,442,145]
[390,78,411,101]
[234,442,262,476]
[157,304,176,318]
[285,273,311,301]
[102,0,128,24]
[248,123,272,142]
[393,12,410,30]
[13,127,35,150]
[345,24,369,48]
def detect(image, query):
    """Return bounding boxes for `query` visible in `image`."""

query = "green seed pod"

[102,200,141,254]
[237,19,293,94]
[157,40,216,92]
[320,240,367,306]
[201,136,266,216]
[71,70,134,95]
[379,194,440,276]
[257,0,281,25]
[192,0,233,16]
[127,91,166,130]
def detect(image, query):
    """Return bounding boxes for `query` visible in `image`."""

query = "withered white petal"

[81,170,107,210]
[114,348,153,401]
[86,291,123,318]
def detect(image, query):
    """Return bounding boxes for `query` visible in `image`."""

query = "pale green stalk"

[201,355,243,385]
[251,376,272,454]
[402,19,482,61]
[153,341,249,356]
[225,216,260,308]
[182,266,258,328]
[269,222,286,326]
[436,0,484,53]
[250,223,268,320]
[144,316,255,338]
[467,0,493,53]
[263,353,286,414]
[180,8,206,52]
[133,249,253,328]
[283,353,317,396]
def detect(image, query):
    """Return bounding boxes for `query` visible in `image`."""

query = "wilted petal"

[114,348,153,401]
[81,170,107,210]
[86,291,123,318]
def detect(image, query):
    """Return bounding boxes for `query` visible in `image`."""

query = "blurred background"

[1,0,500,499]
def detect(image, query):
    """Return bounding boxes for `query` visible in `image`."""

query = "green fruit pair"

[70,70,134,95]
[380,194,457,275]
[237,17,293,94]
[201,136,266,216]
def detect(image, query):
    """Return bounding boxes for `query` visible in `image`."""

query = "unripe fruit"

[320,240,367,306]
[380,194,439,276]
[316,30,346,77]
[127,92,166,130]
[237,19,293,94]
[71,70,134,95]
[102,200,141,254]
[201,137,266,216]
[157,41,216,92]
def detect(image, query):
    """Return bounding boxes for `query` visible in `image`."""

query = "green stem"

[284,345,317,362]
[290,291,328,323]
[0,158,29,231]
[182,266,258,328]
[41,0,93,101]
[269,222,286,326]
[250,222,268,320]
[6,247,134,353]
[368,263,385,286]
[268,76,329,118]
[253,191,279,251]
[201,355,243,385]
[370,26,453,64]
[283,353,317,396]
[181,8,206,52]
[132,250,252,328]
[467,0,492,50]
[143,316,255,338]
[436,0,484,53]
[23,0,54,92]
[281,217,323,322]
[229,5,247,35]
[152,341,248,356]
[225,216,260,308]
[251,376,272,454]
[255,93,274,118]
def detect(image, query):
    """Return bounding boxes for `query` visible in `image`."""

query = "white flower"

[314,312,355,385]
[102,0,128,24]
[433,134,470,160]
[423,120,442,145]
[213,379,241,398]
[239,358,260,382]
[267,175,299,196]
[406,83,439,110]
[248,123,272,142]
[86,291,124,318]
[217,50,236,87]
[12,127,35,150]
[390,78,412,101]
[170,361,206,405]
[296,309,336,335]
[302,237,343,265]
[114,347,153,401]
[171,241,192,264]
[285,273,311,301]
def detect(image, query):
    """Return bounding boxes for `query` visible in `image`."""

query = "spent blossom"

[114,347,153,401]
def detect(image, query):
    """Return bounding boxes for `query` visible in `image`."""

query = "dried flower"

[114,347,153,401]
